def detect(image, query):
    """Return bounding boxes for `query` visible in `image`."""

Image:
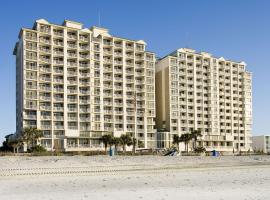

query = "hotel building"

[14,19,156,151]
[155,48,252,152]
[251,135,270,153]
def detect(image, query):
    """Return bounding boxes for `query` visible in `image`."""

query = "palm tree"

[8,136,24,154]
[112,137,121,154]
[120,134,132,153]
[191,130,202,149]
[172,135,181,151]
[100,134,113,153]
[132,137,137,155]
[22,127,43,150]
[180,133,193,152]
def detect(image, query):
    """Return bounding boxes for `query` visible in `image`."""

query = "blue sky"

[0,0,269,143]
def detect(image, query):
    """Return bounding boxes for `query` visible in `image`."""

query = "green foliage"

[120,134,132,152]
[138,140,144,148]
[194,146,206,153]
[100,134,113,152]
[0,141,13,152]
[22,127,43,149]
[30,145,47,153]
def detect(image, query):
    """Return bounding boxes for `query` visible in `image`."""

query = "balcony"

[103,59,112,64]
[114,68,122,73]
[114,52,122,57]
[68,53,77,58]
[80,117,90,122]
[40,115,51,120]
[67,116,77,121]
[104,127,113,131]
[24,104,37,109]
[67,98,77,103]
[114,43,122,48]
[67,89,77,94]
[26,56,37,61]
[39,77,51,82]
[67,43,76,48]
[103,50,112,55]
[41,125,51,130]
[67,80,76,85]
[80,127,91,131]
[103,76,112,81]
[127,128,135,132]
[26,75,37,80]
[114,77,122,82]
[79,54,90,59]
[114,103,123,107]
[25,64,37,71]
[53,78,64,83]
[68,107,77,112]
[67,71,77,76]
[54,116,64,121]
[79,63,90,68]
[40,106,51,110]
[54,106,64,111]
[126,45,133,50]
[126,79,134,83]
[54,97,64,102]
[79,36,88,42]
[104,92,113,97]
[54,69,63,74]
[114,60,123,65]
[40,67,51,73]
[53,31,63,37]
[114,93,122,98]
[67,34,77,40]
[103,41,112,46]
[80,90,90,95]
[39,38,50,44]
[24,115,37,120]
[80,99,90,104]
[26,46,37,51]
[53,60,64,65]
[54,125,64,130]
[80,108,90,113]
[80,73,90,77]
[40,96,51,101]
[54,41,64,46]
[25,36,37,41]
[104,110,113,114]
[54,88,64,93]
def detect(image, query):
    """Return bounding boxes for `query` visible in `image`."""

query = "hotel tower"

[14,19,156,151]
[155,48,252,152]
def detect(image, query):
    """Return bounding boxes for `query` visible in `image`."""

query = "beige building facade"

[14,19,156,151]
[251,135,270,153]
[156,48,252,152]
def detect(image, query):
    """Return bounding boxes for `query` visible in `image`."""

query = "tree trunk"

[187,142,189,153]
[132,145,135,155]
[123,145,126,154]
[104,145,107,154]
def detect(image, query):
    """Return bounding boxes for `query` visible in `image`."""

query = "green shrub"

[31,145,47,153]
[194,146,206,153]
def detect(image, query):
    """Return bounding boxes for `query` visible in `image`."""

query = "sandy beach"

[0,155,270,200]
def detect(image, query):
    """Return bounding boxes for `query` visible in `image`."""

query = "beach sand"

[0,155,269,200]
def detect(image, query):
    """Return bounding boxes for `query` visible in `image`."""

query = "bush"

[30,145,47,153]
[194,146,206,153]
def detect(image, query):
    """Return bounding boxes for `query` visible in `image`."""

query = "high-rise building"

[14,19,156,151]
[155,48,252,152]
[251,135,270,153]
